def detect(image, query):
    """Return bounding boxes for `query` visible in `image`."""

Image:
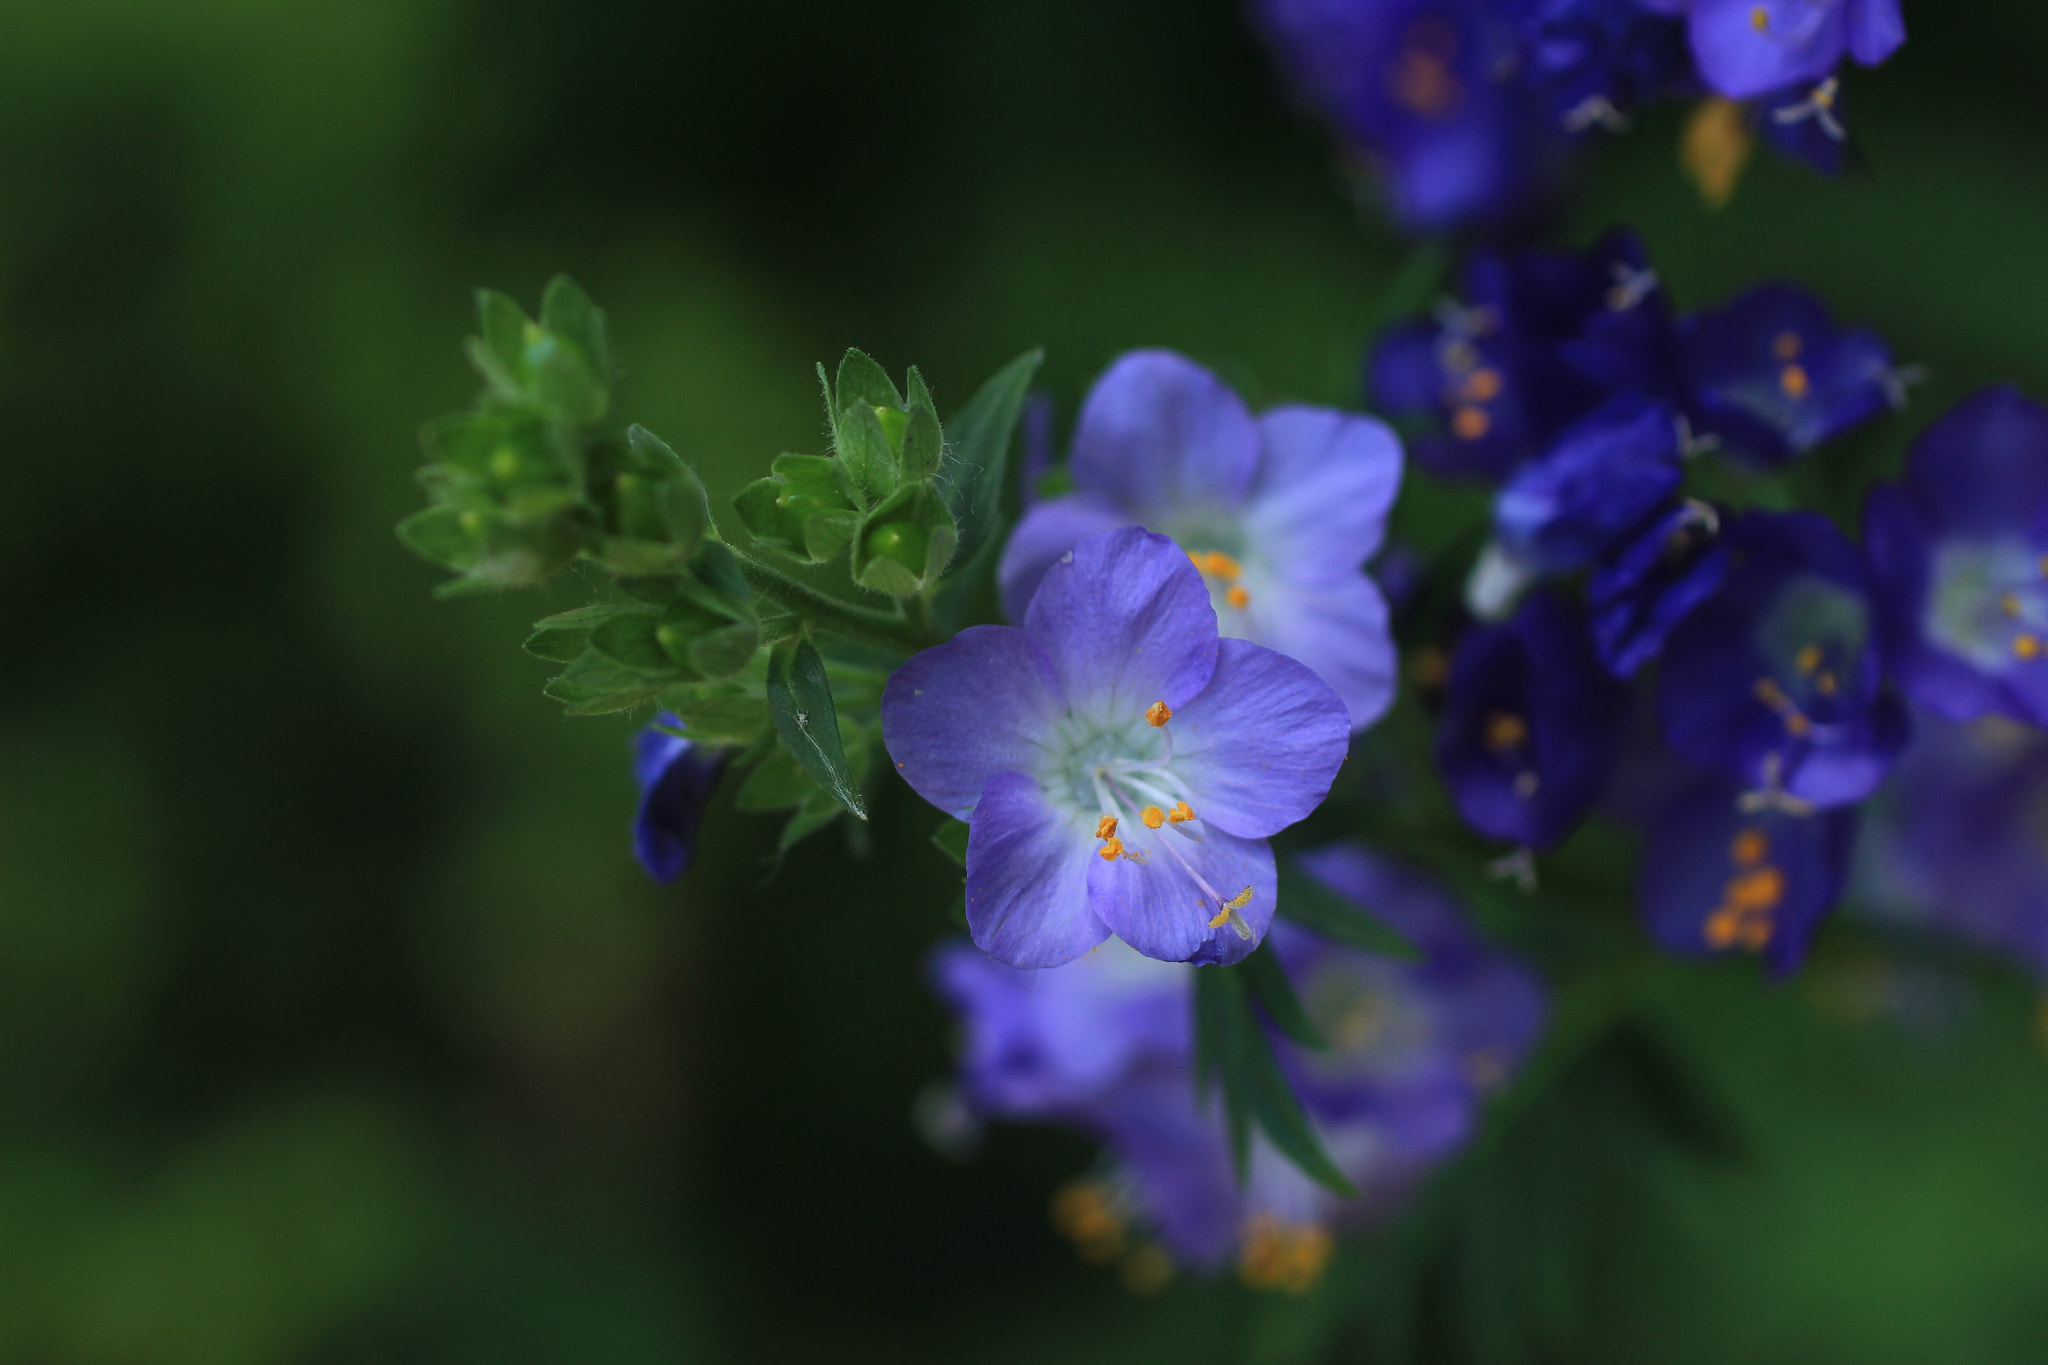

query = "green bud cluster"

[399,277,1042,848]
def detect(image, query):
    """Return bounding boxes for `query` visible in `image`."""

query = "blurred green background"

[5,0,2048,1360]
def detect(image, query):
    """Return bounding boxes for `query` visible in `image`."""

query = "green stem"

[735,553,929,654]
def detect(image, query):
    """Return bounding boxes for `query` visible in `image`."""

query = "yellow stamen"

[1141,805,1166,830]
[1795,643,1823,675]
[1463,367,1503,402]
[1098,837,1124,862]
[1780,363,1810,399]
[1207,907,1231,929]
[1452,405,1490,440]
[1731,826,1770,867]
[1785,712,1813,737]
[2017,634,2042,660]
[2002,591,2024,619]
[1483,711,1528,752]
[1200,551,1243,580]
[1728,865,1785,911]
[1750,4,1769,31]
[1225,584,1251,610]
[1816,671,1839,696]
[1095,814,1119,841]
[1146,700,1173,727]
[1239,1214,1335,1295]
[1224,886,1256,912]
[1052,1181,1125,1264]
[1167,801,1196,824]
[1772,331,1802,361]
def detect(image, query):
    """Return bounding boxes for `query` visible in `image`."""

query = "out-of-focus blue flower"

[1252,0,1563,232]
[1588,499,1731,677]
[632,716,726,882]
[1657,511,1910,809]
[885,528,1350,968]
[1852,713,2048,981]
[1482,393,1684,605]
[1437,590,1627,849]
[929,846,1545,1288]
[1757,74,1853,175]
[998,351,1402,731]
[1864,386,2048,729]
[1676,282,1900,466]
[1516,0,1691,130]
[1370,229,1678,481]
[1639,767,1858,975]
[1661,0,1904,102]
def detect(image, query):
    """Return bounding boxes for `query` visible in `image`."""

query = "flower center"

[1704,824,1785,952]
[1187,548,1252,611]
[1926,539,2048,669]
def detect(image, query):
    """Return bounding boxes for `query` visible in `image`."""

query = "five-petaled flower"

[999,350,1403,733]
[886,528,1350,968]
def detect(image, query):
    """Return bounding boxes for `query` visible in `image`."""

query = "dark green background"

[4,1,2047,1360]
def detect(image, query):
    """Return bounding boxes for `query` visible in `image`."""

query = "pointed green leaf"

[472,289,529,393]
[540,274,610,381]
[627,424,710,556]
[765,639,868,819]
[941,348,1042,568]
[655,690,772,745]
[1195,964,1356,1198]
[543,648,668,715]
[588,610,678,675]
[396,505,475,570]
[903,401,943,482]
[1238,941,1327,1051]
[837,401,898,505]
[835,348,903,414]
[523,602,643,663]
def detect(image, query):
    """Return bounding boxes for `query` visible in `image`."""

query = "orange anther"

[1772,330,1802,361]
[1780,363,1810,399]
[1730,826,1770,867]
[1483,711,1528,752]
[1463,367,1503,402]
[1141,805,1166,830]
[1795,643,1823,674]
[1728,865,1785,912]
[1452,405,1490,440]
[1200,551,1244,580]
[1098,838,1124,862]
[1225,584,1251,610]
[2002,592,2024,619]
[1207,907,1232,929]
[1146,700,1173,727]
[1167,801,1196,824]
[1785,712,1813,737]
[1750,4,1769,31]
[2017,634,2043,660]
[1095,814,1118,841]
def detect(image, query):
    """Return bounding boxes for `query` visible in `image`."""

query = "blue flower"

[1676,282,1900,465]
[1251,0,1561,232]
[1757,74,1854,175]
[1657,510,1910,809]
[885,528,1351,968]
[1587,499,1731,677]
[1437,590,1627,850]
[1663,0,1904,102]
[631,716,726,882]
[1474,393,1684,613]
[1638,767,1858,976]
[1370,229,1679,482]
[929,846,1545,1286]
[1851,713,2048,981]
[1516,0,1692,130]
[998,351,1402,731]
[1863,386,2048,728]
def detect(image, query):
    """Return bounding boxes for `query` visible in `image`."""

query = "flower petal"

[996,494,1134,624]
[1236,575,1396,733]
[1024,527,1220,719]
[1089,822,1277,966]
[967,771,1109,968]
[1244,406,1404,581]
[1070,351,1260,513]
[1170,639,1350,837]
[882,625,1065,818]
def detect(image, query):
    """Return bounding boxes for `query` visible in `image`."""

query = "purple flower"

[1851,713,2048,981]
[1639,767,1858,976]
[1518,0,1692,129]
[1676,282,1900,466]
[632,716,726,882]
[1588,499,1731,677]
[1663,0,1904,102]
[998,351,1402,732]
[929,846,1545,1286]
[1437,590,1627,849]
[1758,74,1854,175]
[1863,386,2048,729]
[1251,0,1562,232]
[1370,229,1679,482]
[887,528,1350,968]
[1657,511,1910,809]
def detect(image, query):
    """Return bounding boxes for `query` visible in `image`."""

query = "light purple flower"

[885,528,1350,968]
[1648,0,1905,100]
[997,351,1403,732]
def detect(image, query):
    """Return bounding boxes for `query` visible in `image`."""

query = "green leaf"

[656,690,772,745]
[1276,859,1423,961]
[687,619,762,681]
[542,648,667,715]
[931,817,970,869]
[1238,941,1327,1051]
[472,289,530,394]
[588,610,678,675]
[941,348,1042,569]
[903,401,943,482]
[523,602,643,663]
[627,424,711,556]
[396,505,475,570]
[1194,965,1356,1198]
[539,274,610,381]
[690,540,753,604]
[834,348,903,414]
[734,746,822,812]
[765,639,868,819]
[837,401,898,505]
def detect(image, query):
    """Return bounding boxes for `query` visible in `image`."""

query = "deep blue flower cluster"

[1251,0,1904,230]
